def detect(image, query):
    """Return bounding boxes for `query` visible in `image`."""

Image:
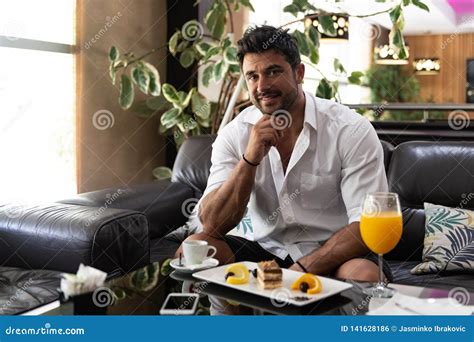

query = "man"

[177,25,391,282]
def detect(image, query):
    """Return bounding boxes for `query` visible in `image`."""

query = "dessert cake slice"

[257,260,282,289]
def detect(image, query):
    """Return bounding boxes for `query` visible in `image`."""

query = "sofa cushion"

[411,203,474,274]
[0,267,62,315]
[385,141,474,262]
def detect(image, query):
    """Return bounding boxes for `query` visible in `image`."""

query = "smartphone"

[159,293,199,315]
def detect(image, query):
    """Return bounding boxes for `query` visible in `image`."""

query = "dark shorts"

[224,235,393,282]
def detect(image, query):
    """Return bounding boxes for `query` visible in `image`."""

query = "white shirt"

[199,91,388,261]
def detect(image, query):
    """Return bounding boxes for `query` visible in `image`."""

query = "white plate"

[170,257,219,274]
[193,261,353,307]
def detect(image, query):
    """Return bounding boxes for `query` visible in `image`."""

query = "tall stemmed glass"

[360,192,403,298]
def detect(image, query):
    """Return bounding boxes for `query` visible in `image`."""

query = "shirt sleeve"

[339,117,389,223]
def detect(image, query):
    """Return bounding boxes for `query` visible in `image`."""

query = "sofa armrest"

[0,203,149,276]
[58,181,195,238]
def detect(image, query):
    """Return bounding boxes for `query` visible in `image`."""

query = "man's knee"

[334,258,380,282]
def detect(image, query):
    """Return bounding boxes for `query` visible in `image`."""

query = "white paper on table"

[367,292,474,315]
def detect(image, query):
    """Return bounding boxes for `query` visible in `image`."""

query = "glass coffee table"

[23,260,473,316]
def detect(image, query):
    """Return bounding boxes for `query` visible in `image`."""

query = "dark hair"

[237,25,301,70]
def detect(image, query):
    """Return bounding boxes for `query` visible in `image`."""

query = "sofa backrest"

[172,134,394,195]
[385,141,474,261]
[172,134,216,198]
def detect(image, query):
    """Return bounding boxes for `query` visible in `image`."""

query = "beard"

[252,82,299,115]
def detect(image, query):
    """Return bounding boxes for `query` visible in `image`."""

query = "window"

[0,0,76,202]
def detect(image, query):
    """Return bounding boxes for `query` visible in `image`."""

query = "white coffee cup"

[182,240,217,265]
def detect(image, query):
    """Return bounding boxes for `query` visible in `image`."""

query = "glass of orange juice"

[360,192,402,298]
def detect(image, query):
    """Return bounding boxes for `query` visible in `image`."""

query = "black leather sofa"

[1,135,473,314]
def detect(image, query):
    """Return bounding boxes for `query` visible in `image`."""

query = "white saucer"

[170,257,219,274]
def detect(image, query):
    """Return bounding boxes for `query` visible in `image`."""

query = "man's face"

[242,50,304,114]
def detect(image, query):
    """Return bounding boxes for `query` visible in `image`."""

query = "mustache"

[256,91,281,99]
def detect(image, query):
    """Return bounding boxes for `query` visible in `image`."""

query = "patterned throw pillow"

[411,202,474,274]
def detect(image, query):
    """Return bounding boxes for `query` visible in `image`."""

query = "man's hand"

[289,262,308,272]
[244,114,283,165]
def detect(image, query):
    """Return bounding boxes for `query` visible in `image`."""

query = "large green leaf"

[152,166,173,180]
[213,60,227,81]
[131,65,150,94]
[192,92,211,119]
[176,40,189,53]
[319,15,336,36]
[239,0,255,12]
[316,78,334,99]
[205,6,226,39]
[224,46,238,65]
[306,25,320,48]
[195,42,212,56]
[181,89,194,109]
[348,71,364,85]
[283,4,299,17]
[389,4,402,24]
[119,74,134,109]
[203,46,221,61]
[221,37,232,50]
[412,0,429,12]
[162,83,180,104]
[109,46,118,62]
[293,30,309,56]
[308,45,319,64]
[143,62,161,96]
[160,107,181,128]
[202,64,214,87]
[169,31,180,55]
[179,48,195,68]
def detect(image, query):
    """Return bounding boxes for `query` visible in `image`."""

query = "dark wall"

[165,0,199,167]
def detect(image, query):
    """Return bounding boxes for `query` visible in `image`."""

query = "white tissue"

[60,264,107,300]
